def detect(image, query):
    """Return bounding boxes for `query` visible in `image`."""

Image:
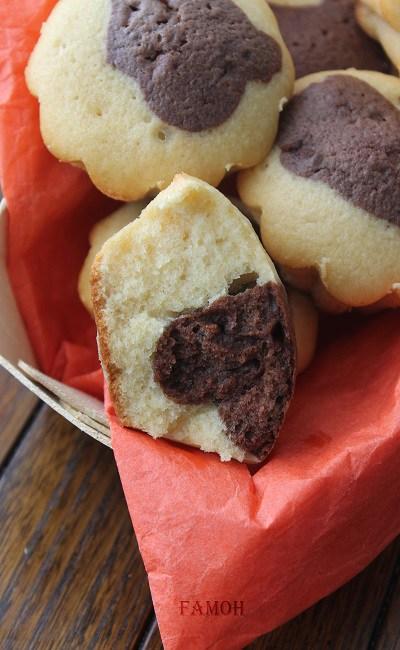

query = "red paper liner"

[1,4,400,648]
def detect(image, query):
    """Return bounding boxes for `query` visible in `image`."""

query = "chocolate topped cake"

[92,175,297,462]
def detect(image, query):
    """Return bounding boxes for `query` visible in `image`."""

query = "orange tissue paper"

[0,3,400,649]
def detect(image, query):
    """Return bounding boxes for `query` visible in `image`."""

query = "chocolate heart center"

[153,283,296,459]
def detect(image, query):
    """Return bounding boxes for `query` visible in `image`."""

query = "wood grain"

[374,552,400,650]
[0,367,38,468]
[0,406,153,650]
[140,618,163,650]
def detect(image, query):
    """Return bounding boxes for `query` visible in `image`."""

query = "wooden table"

[0,367,399,650]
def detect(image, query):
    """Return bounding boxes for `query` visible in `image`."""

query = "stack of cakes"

[26,0,400,462]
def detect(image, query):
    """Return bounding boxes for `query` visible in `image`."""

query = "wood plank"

[0,406,153,649]
[141,538,400,650]
[140,618,163,650]
[374,553,400,650]
[0,366,38,467]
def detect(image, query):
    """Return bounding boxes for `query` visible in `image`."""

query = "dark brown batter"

[278,75,400,228]
[271,0,390,77]
[107,0,282,132]
[153,283,296,459]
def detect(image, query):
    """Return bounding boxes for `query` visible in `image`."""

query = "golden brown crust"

[356,1,400,72]
[280,264,400,313]
[91,252,128,428]
[279,266,349,313]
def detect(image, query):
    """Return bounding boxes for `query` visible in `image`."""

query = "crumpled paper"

[0,0,116,399]
[1,3,400,649]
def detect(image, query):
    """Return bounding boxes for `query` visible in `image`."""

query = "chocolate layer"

[107,0,282,132]
[271,0,390,77]
[278,75,400,228]
[153,283,296,459]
